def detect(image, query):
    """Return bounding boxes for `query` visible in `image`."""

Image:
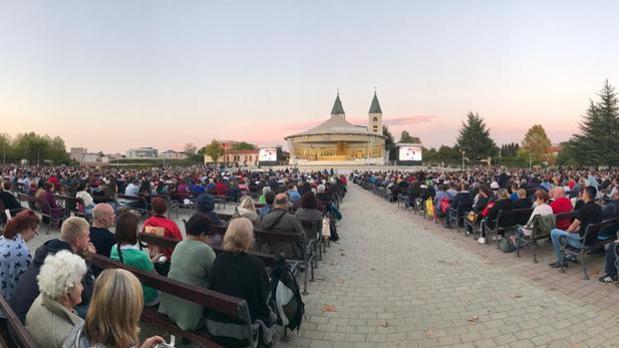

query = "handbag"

[466,211,478,223]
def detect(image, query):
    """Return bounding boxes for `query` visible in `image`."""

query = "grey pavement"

[279,184,619,348]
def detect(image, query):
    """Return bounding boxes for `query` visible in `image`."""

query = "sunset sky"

[2,0,619,153]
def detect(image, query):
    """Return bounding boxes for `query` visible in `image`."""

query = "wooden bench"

[0,293,37,348]
[90,254,255,348]
[17,193,36,210]
[560,217,619,279]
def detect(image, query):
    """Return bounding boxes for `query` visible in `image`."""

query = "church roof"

[369,92,382,114]
[331,93,345,115]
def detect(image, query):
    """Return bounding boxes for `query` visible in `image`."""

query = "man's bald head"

[92,203,115,229]
[274,193,288,209]
[552,186,566,199]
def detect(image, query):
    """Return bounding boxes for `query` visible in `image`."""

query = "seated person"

[258,192,275,218]
[261,194,307,259]
[75,183,95,217]
[465,186,492,236]
[11,217,95,323]
[512,189,553,244]
[513,189,533,209]
[600,241,619,283]
[207,218,275,347]
[25,251,86,348]
[234,196,261,228]
[550,186,574,230]
[445,183,471,228]
[159,214,216,331]
[193,193,224,227]
[142,197,183,262]
[549,186,603,268]
[110,212,160,306]
[258,186,271,204]
[0,182,23,218]
[89,204,117,258]
[0,210,40,306]
[62,269,164,348]
[479,189,513,244]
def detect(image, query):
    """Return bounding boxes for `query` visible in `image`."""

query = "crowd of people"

[0,164,347,347]
[353,167,619,282]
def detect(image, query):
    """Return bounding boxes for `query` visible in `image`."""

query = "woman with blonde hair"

[234,196,261,228]
[207,218,275,347]
[62,268,164,348]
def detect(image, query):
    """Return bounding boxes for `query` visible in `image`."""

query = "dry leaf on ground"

[468,316,479,323]
[425,329,433,337]
[379,320,388,328]
[512,294,523,298]
[320,304,336,312]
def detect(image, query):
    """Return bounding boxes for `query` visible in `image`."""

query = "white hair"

[37,250,87,300]
[317,184,326,193]
[262,186,271,194]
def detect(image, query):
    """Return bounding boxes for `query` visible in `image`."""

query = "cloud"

[383,115,437,126]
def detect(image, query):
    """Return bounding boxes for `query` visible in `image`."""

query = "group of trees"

[0,132,71,165]
[560,80,619,166]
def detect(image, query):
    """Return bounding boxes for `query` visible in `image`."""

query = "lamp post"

[461,150,465,171]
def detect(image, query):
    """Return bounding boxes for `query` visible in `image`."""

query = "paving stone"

[278,185,619,347]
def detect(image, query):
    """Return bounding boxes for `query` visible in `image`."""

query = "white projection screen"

[398,145,422,162]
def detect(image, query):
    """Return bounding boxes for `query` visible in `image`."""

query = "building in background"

[285,91,386,165]
[160,150,187,160]
[127,147,158,159]
[70,147,87,162]
[222,149,259,167]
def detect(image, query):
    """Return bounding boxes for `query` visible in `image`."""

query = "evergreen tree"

[500,143,519,158]
[383,125,396,161]
[571,80,619,166]
[454,112,497,162]
[399,130,421,144]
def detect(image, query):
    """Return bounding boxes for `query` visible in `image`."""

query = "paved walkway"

[280,185,619,348]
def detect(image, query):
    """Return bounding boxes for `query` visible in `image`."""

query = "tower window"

[373,117,378,122]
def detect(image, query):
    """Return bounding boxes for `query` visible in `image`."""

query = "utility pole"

[461,150,465,171]
[2,142,5,165]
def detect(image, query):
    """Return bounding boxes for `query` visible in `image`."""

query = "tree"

[183,143,197,155]
[399,130,421,144]
[11,132,70,165]
[520,124,552,164]
[383,125,396,161]
[569,80,619,166]
[204,140,224,163]
[500,143,519,158]
[232,142,255,150]
[454,112,497,162]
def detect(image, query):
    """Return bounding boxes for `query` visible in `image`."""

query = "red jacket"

[551,197,573,230]
[143,215,182,259]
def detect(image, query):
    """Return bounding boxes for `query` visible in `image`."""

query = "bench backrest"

[582,217,619,246]
[90,254,247,318]
[496,208,534,227]
[0,294,37,348]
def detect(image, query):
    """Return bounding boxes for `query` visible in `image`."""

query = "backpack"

[269,257,305,332]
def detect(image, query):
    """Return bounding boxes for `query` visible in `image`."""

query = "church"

[285,91,387,165]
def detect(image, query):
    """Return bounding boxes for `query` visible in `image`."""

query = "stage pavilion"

[285,92,387,166]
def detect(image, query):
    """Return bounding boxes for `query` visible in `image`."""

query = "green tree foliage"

[204,140,224,163]
[383,125,396,161]
[10,132,70,165]
[398,130,421,144]
[568,80,619,166]
[455,112,497,162]
[500,143,519,158]
[520,124,552,164]
[231,142,256,150]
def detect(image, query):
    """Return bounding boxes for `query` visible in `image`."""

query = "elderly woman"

[511,189,553,247]
[110,212,160,306]
[0,210,40,305]
[258,186,271,204]
[62,269,165,348]
[234,196,261,228]
[25,251,86,348]
[159,214,216,331]
[207,218,275,347]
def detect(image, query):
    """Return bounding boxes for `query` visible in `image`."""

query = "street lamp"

[461,150,465,171]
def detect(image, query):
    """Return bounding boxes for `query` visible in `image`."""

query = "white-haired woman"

[26,250,87,348]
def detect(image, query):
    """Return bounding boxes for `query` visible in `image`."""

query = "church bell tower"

[368,90,383,135]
